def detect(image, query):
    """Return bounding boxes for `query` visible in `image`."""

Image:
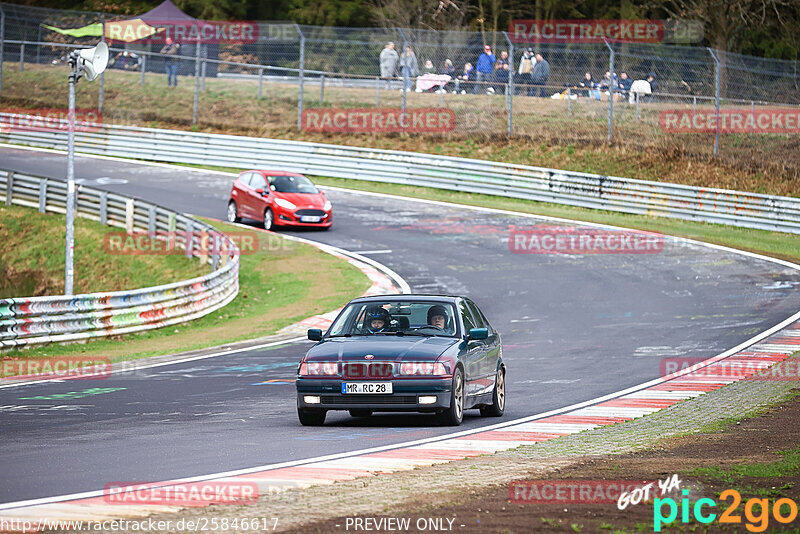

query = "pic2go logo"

[654,489,799,532]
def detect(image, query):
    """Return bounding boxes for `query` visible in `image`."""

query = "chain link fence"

[1,3,799,161]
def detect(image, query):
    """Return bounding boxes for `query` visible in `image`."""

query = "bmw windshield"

[328,301,459,338]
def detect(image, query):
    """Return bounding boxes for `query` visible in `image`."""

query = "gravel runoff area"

[111,356,800,534]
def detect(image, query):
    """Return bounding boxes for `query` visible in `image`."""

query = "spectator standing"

[379,42,399,89]
[161,37,180,88]
[398,45,418,90]
[491,50,510,94]
[531,53,550,97]
[474,44,495,94]
[518,48,535,96]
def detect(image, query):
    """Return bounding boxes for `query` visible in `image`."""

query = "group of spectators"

[379,41,658,100]
[565,70,657,101]
[380,42,550,96]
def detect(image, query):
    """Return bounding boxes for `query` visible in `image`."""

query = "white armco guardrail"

[1,112,799,234]
[0,168,239,348]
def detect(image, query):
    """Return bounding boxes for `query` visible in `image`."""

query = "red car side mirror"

[255,188,268,196]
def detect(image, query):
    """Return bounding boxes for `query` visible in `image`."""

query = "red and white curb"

[2,317,797,527]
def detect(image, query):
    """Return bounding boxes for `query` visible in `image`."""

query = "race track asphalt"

[1,146,799,504]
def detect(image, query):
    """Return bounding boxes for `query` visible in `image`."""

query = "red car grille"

[344,362,394,379]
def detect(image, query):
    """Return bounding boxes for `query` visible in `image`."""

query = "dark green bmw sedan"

[296,295,505,426]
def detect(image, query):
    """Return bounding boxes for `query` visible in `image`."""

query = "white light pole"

[65,41,108,295]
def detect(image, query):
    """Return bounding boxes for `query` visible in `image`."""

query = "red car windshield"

[270,175,318,194]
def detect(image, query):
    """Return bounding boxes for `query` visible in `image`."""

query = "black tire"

[263,207,274,231]
[226,201,240,223]
[438,367,464,426]
[349,409,372,418]
[480,366,506,417]
[298,408,326,426]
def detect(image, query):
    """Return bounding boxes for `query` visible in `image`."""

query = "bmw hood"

[305,336,459,362]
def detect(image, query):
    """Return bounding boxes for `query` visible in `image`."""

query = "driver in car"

[427,305,451,333]
[364,306,391,334]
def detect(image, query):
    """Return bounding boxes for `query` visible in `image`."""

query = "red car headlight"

[398,362,447,376]
[299,362,340,376]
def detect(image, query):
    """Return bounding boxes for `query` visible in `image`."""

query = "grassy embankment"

[2,62,799,197]
[1,205,370,362]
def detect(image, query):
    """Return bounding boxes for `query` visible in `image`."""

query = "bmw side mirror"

[307,328,323,341]
[468,328,488,340]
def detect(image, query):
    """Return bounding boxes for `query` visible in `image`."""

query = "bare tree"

[371,0,470,30]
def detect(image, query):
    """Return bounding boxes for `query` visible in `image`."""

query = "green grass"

[0,204,206,297]
[689,447,800,484]
[3,216,371,363]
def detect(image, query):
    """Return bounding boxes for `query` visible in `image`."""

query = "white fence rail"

[0,167,239,348]
[2,112,799,234]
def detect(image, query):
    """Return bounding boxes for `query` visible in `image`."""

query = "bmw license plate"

[342,382,392,394]
[300,215,321,223]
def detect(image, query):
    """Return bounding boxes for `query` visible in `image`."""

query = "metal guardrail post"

[750,101,755,134]
[635,92,640,120]
[707,47,720,156]
[375,76,379,107]
[604,39,614,142]
[140,53,147,85]
[100,191,108,225]
[125,198,135,234]
[193,43,201,125]
[258,67,263,99]
[185,219,194,258]
[319,74,325,104]
[5,171,13,206]
[504,31,513,137]
[148,205,156,234]
[38,178,47,213]
[19,41,23,72]
[295,23,305,130]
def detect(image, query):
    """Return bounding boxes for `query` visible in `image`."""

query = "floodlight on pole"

[65,41,108,295]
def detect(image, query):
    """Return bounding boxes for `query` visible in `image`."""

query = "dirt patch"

[299,390,800,533]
